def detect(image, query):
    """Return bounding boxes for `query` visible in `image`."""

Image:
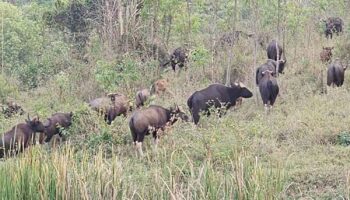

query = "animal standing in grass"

[89,93,131,124]
[163,47,188,71]
[39,112,73,144]
[320,47,334,63]
[324,17,343,39]
[258,70,279,112]
[327,59,347,87]
[135,89,150,108]
[187,83,253,124]
[266,40,286,74]
[0,115,45,158]
[256,59,279,85]
[129,105,188,157]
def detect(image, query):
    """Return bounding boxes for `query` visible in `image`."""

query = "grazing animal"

[129,105,188,156]
[256,59,280,85]
[320,47,334,63]
[135,89,150,108]
[89,93,130,124]
[266,40,286,74]
[327,59,347,87]
[163,47,188,71]
[187,83,253,124]
[258,70,279,112]
[1,101,25,118]
[324,17,343,39]
[39,112,73,144]
[0,115,45,158]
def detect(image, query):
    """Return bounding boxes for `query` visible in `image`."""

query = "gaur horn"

[238,82,246,88]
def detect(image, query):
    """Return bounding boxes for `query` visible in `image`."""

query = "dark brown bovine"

[266,40,286,74]
[129,105,188,156]
[163,47,188,71]
[39,112,73,144]
[89,93,130,124]
[187,83,253,124]
[324,17,343,39]
[135,89,150,108]
[320,47,333,63]
[258,70,279,112]
[327,59,347,87]
[1,101,25,118]
[0,116,45,158]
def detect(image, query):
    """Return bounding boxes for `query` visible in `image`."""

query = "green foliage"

[94,57,141,91]
[0,75,19,102]
[0,2,70,89]
[336,131,350,146]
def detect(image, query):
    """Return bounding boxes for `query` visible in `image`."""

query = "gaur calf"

[258,70,279,112]
[266,40,286,74]
[135,89,150,108]
[320,47,333,63]
[89,93,131,124]
[0,116,45,158]
[327,59,347,87]
[129,105,188,157]
[187,83,253,124]
[39,112,73,144]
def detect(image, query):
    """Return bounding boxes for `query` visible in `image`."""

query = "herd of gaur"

[0,17,347,158]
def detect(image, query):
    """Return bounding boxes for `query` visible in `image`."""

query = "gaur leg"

[191,107,200,125]
[39,132,45,144]
[136,133,145,157]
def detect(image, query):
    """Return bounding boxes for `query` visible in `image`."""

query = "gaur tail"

[187,95,194,110]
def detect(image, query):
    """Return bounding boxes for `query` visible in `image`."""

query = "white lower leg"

[153,138,159,151]
[136,142,144,157]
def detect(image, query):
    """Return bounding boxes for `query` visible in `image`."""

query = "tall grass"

[0,141,286,199]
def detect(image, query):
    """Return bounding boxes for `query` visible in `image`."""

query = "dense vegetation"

[1,0,350,199]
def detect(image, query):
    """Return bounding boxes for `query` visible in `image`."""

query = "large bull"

[187,83,253,124]
[258,70,279,112]
[266,40,286,74]
[0,115,45,158]
[129,105,188,157]
[39,112,73,144]
[89,93,131,124]
[327,59,347,87]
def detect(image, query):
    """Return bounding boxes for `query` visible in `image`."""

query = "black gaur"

[258,70,279,112]
[0,115,45,158]
[266,40,286,74]
[324,17,343,39]
[327,59,347,87]
[256,59,281,85]
[187,83,253,124]
[129,105,188,157]
[39,112,73,144]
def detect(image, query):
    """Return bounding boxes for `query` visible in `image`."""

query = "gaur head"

[169,105,189,123]
[232,82,253,98]
[25,115,45,133]
[107,92,121,102]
